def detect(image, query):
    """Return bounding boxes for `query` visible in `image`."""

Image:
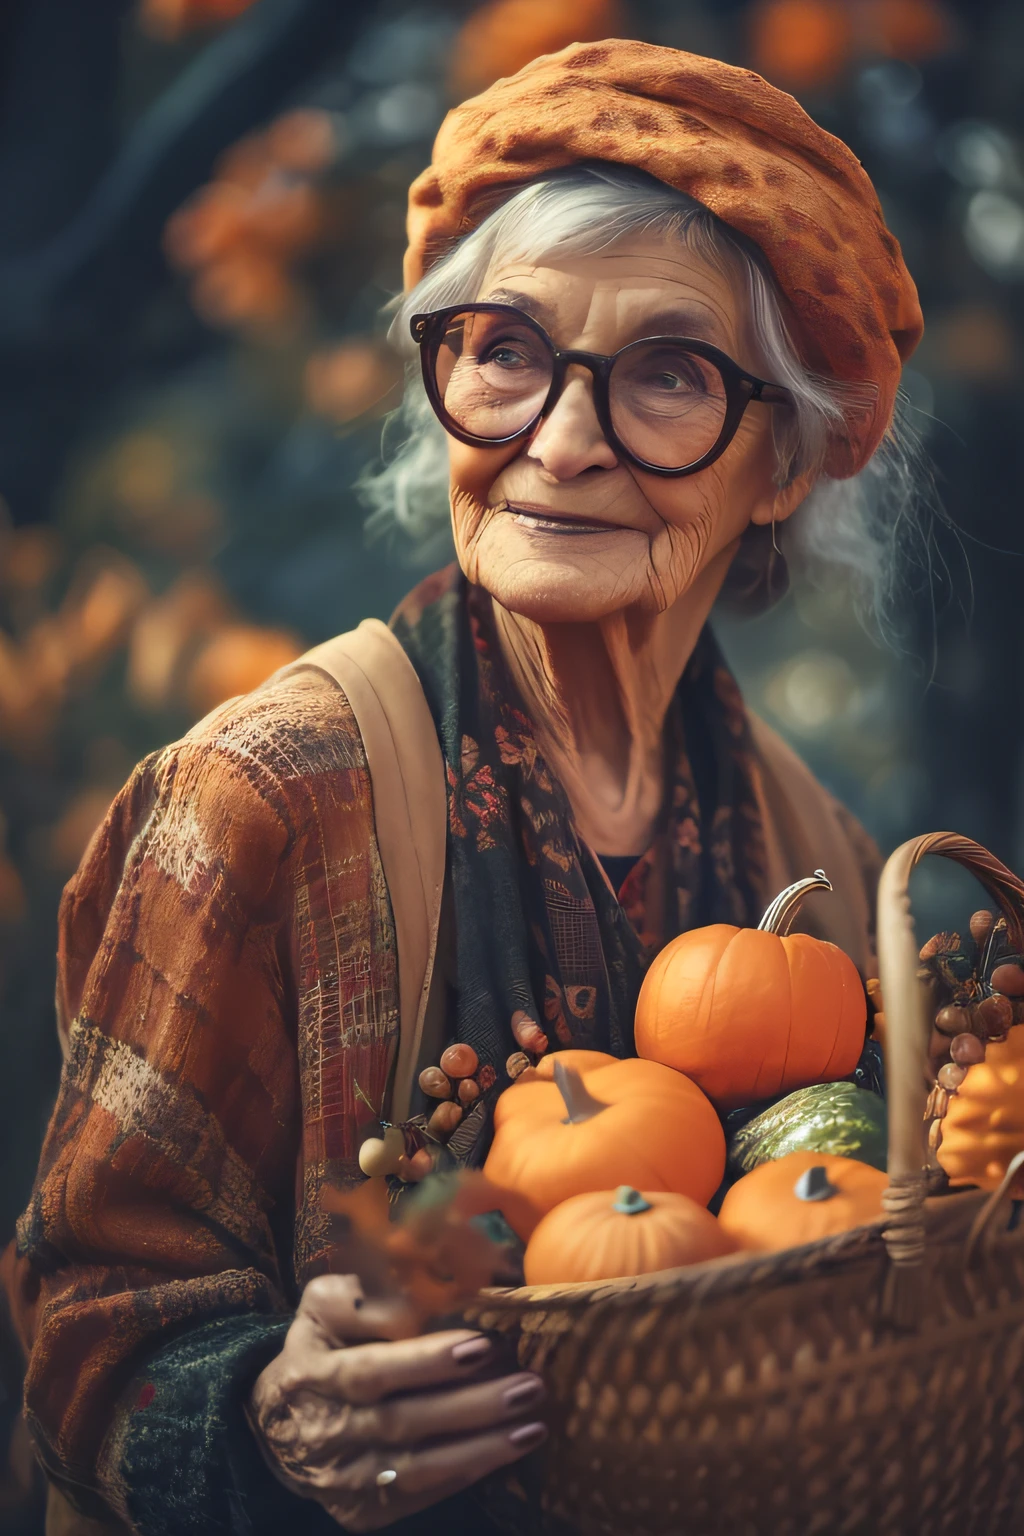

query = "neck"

[493,545,735,857]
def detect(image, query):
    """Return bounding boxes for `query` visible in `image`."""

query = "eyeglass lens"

[432,309,730,470]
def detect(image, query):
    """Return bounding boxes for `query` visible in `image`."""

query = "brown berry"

[457,1077,480,1108]
[991,964,1024,998]
[950,1032,985,1067]
[440,1043,479,1078]
[428,1101,463,1139]
[970,909,995,946]
[418,1066,451,1100]
[506,1051,531,1079]
[938,1062,967,1092]
[977,993,1014,1038]
[935,1005,968,1037]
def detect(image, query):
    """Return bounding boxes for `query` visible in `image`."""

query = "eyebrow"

[623,307,726,344]
[478,290,728,347]
[480,288,554,324]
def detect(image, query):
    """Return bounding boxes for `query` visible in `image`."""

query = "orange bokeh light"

[451,0,625,100]
[748,0,854,90]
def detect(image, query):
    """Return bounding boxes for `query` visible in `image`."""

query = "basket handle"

[876,832,1024,1325]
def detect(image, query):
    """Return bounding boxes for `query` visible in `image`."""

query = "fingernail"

[503,1377,545,1411]
[509,1421,548,1450]
[452,1336,493,1365]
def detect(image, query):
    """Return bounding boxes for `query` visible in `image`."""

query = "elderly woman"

[8,38,921,1536]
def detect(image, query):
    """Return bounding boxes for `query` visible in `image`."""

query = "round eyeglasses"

[410,303,792,477]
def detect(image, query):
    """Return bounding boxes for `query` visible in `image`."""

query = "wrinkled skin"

[449,234,811,855]
[250,1275,546,1530]
[251,234,808,1525]
[449,239,809,626]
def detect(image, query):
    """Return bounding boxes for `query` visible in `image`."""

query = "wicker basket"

[466,833,1024,1536]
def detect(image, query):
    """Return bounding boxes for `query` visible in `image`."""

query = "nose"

[526,369,618,481]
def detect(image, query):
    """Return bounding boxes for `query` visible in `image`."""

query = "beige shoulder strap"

[291,619,446,1123]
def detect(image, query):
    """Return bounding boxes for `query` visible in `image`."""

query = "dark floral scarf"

[391,567,768,1148]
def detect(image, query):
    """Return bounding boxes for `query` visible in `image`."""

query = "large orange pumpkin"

[484,1056,724,1239]
[524,1185,736,1285]
[718,1151,887,1251]
[634,871,866,1110]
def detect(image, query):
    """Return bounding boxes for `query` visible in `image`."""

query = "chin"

[476,549,655,624]
[457,513,667,622]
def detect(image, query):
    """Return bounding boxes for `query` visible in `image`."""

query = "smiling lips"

[507,504,624,535]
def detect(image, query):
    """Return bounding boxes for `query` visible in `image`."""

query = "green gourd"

[727,1082,887,1177]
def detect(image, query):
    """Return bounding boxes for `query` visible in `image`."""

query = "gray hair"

[360,164,928,638]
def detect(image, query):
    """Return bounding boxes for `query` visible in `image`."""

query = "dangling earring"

[771,512,781,557]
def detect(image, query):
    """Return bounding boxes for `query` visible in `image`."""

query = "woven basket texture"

[468,1189,1024,1536]
[463,835,1024,1534]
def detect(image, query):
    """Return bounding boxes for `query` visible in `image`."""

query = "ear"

[748,470,815,528]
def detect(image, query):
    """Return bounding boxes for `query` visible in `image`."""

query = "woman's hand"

[248,1273,547,1532]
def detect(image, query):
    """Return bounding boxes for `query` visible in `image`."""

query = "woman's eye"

[643,364,707,393]
[480,341,533,368]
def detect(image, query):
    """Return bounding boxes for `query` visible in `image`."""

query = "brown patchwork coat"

[5,626,880,1534]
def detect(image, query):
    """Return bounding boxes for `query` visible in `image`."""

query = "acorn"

[935,1005,969,1038]
[440,1043,478,1079]
[976,993,1013,1040]
[970,909,995,946]
[457,1077,480,1108]
[428,1101,463,1139]
[991,964,1024,998]
[418,1066,452,1099]
[950,1032,985,1067]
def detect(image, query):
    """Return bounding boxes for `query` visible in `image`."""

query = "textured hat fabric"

[405,40,923,477]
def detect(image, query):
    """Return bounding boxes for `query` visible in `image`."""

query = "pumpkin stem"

[612,1186,652,1215]
[757,869,833,936]
[794,1165,838,1202]
[554,1060,610,1124]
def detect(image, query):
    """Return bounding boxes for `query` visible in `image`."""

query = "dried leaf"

[318,1170,509,1326]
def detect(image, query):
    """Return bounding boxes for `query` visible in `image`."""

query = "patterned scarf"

[392,568,768,1142]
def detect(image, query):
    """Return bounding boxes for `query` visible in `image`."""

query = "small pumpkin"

[718,1151,887,1251]
[523,1185,737,1285]
[634,871,866,1110]
[485,1056,725,1239]
[938,1024,1024,1192]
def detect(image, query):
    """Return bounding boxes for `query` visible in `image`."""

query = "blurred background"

[0,0,1023,1522]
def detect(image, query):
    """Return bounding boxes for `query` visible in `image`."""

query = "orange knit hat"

[405,40,923,477]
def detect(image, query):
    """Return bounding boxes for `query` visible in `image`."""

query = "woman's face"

[443,231,808,625]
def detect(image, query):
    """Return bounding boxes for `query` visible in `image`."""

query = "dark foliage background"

[1,0,1023,1523]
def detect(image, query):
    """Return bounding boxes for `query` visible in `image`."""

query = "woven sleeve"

[5,671,396,1531]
